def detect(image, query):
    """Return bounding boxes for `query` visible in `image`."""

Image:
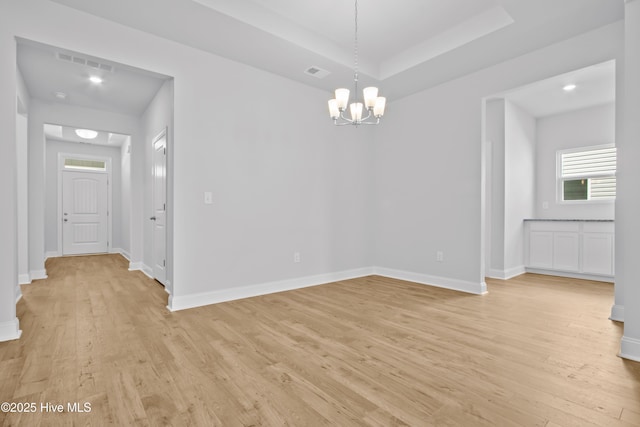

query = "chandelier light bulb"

[350,102,363,122]
[363,87,379,109]
[328,99,340,119]
[373,97,386,117]
[335,88,350,110]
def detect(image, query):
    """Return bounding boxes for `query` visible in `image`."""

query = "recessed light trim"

[89,76,103,84]
[563,84,577,92]
[75,129,98,139]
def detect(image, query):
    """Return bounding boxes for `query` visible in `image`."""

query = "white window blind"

[559,146,616,201]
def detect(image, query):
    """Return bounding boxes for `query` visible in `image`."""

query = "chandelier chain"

[353,0,359,94]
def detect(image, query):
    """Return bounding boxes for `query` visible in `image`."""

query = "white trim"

[525,267,614,283]
[620,336,640,362]
[129,262,153,279]
[110,247,130,260]
[18,273,31,285]
[486,265,526,280]
[167,266,490,312]
[0,318,22,342]
[15,284,22,303]
[30,269,48,281]
[373,267,488,295]
[610,304,624,322]
[45,251,59,260]
[167,267,375,312]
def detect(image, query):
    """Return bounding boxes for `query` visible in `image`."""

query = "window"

[558,145,616,201]
[63,158,106,171]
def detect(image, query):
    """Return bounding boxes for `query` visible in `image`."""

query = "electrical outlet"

[294,252,301,263]
[436,251,444,262]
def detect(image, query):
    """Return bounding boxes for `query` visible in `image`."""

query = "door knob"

[63,219,68,222]
[150,216,156,221]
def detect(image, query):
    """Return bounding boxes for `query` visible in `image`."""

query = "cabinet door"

[529,231,553,269]
[553,232,580,272]
[582,233,614,275]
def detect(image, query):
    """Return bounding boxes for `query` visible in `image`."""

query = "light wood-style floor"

[1,255,640,426]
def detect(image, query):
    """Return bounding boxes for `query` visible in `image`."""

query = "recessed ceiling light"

[54,91,67,100]
[563,84,577,92]
[89,76,103,84]
[75,129,98,139]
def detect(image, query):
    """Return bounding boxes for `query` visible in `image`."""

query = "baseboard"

[30,269,48,281]
[374,267,488,295]
[111,248,131,260]
[610,304,624,322]
[487,265,526,280]
[620,336,640,362]
[129,262,153,279]
[45,251,59,260]
[18,273,31,285]
[0,318,22,342]
[167,267,375,312]
[525,268,614,283]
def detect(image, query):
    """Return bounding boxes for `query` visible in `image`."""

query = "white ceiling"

[17,1,622,119]
[17,38,169,116]
[48,0,623,102]
[44,123,129,147]
[504,60,616,118]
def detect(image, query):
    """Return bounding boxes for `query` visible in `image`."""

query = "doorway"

[60,165,110,255]
[151,128,167,285]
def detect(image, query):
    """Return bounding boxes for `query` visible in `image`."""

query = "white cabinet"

[582,222,615,276]
[529,232,553,269]
[524,220,614,280]
[553,232,580,272]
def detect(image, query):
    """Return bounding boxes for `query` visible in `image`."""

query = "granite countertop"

[523,219,614,222]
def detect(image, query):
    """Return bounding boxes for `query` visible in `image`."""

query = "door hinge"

[163,147,166,155]
[163,259,166,267]
[163,203,166,211]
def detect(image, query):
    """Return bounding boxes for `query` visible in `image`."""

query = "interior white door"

[62,171,109,255]
[151,129,167,284]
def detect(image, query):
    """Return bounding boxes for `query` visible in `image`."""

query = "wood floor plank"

[1,254,639,426]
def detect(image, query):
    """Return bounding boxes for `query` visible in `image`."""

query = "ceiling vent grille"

[57,52,114,72]
[304,66,330,79]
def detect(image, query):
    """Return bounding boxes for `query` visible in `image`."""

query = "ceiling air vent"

[57,52,114,72]
[304,66,330,79]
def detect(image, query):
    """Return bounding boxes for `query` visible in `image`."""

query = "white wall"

[504,100,536,276]
[484,99,536,280]
[120,136,132,259]
[140,79,173,286]
[619,0,640,362]
[16,68,29,287]
[374,22,623,291]
[44,139,123,255]
[0,32,20,341]
[486,99,506,276]
[535,103,615,219]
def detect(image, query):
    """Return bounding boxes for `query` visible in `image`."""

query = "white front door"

[152,129,167,284]
[62,171,109,255]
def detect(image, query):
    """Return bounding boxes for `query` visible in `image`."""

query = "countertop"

[523,219,614,222]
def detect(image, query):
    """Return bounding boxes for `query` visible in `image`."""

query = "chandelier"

[328,0,386,126]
